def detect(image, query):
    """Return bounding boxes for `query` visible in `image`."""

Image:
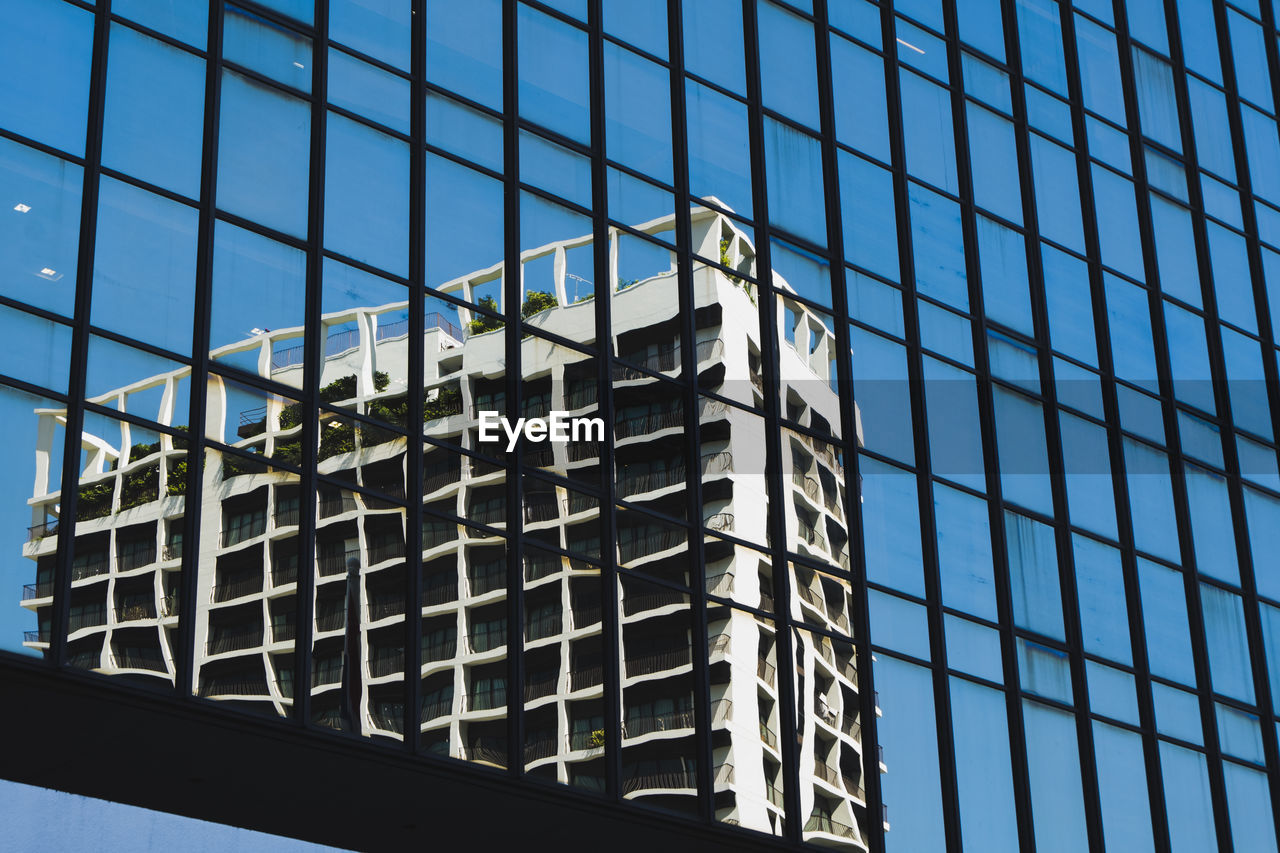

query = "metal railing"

[116,543,157,572]
[422,582,458,606]
[572,605,601,628]
[804,815,857,840]
[760,720,778,749]
[22,582,53,600]
[704,512,734,532]
[792,471,820,501]
[71,556,108,581]
[522,497,559,523]
[422,467,461,494]
[796,520,827,552]
[618,529,687,563]
[318,494,358,517]
[367,596,405,621]
[27,520,58,542]
[422,637,457,662]
[274,505,300,527]
[622,769,698,795]
[366,538,403,565]
[369,650,404,678]
[315,609,346,632]
[213,575,263,602]
[623,708,694,738]
[114,647,167,671]
[524,612,562,642]
[466,687,507,711]
[570,664,603,691]
[615,408,682,438]
[197,677,267,697]
[757,659,777,683]
[469,563,506,595]
[468,627,507,653]
[523,736,557,763]
[625,647,692,677]
[206,625,264,655]
[524,675,558,702]
[271,619,296,642]
[317,549,359,576]
[812,761,840,786]
[421,697,453,722]
[23,629,49,644]
[622,587,684,615]
[113,603,154,623]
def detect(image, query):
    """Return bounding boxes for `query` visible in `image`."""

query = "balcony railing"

[468,563,506,595]
[618,529,687,563]
[623,708,694,738]
[160,593,179,617]
[760,720,779,749]
[24,629,49,643]
[615,409,682,438]
[114,647,167,671]
[466,687,507,711]
[197,677,267,697]
[468,504,506,526]
[622,587,684,616]
[468,627,507,653]
[523,736,557,763]
[113,603,155,623]
[318,549,359,576]
[524,674,558,702]
[570,664,603,691]
[206,625,264,655]
[422,581,458,607]
[213,575,262,602]
[313,601,347,629]
[367,596,405,621]
[625,647,692,677]
[804,815,857,840]
[813,761,840,787]
[421,697,453,722]
[460,744,507,766]
[274,505,300,527]
[318,493,358,518]
[422,638,457,663]
[371,709,404,733]
[272,562,298,586]
[71,557,108,581]
[622,769,698,795]
[757,659,777,683]
[841,714,861,739]
[271,619,296,642]
[572,605,601,628]
[22,582,53,600]
[525,612,562,642]
[796,520,827,552]
[792,471,820,501]
[27,520,58,542]
[369,650,404,678]
[422,467,462,494]
[366,538,403,565]
[422,522,458,549]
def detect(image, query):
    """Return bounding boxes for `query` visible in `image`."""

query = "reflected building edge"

[17,206,881,847]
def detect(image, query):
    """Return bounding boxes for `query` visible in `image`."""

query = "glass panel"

[0,0,94,156]
[0,138,83,318]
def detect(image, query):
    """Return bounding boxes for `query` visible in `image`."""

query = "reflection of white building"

[19,206,881,847]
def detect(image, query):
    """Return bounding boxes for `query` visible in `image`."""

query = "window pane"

[325,113,409,277]
[0,138,82,318]
[0,0,94,156]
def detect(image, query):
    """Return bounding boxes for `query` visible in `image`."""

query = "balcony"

[422,637,457,663]
[622,769,697,795]
[622,587,684,616]
[625,647,692,677]
[796,520,827,552]
[197,677,268,698]
[28,520,58,542]
[813,760,840,787]
[468,562,506,595]
[792,471,820,501]
[371,708,404,734]
[468,627,507,653]
[368,650,404,678]
[272,561,298,586]
[213,575,262,603]
[271,618,296,642]
[422,467,461,494]
[804,815,857,841]
[422,581,458,607]
[366,537,403,565]
[618,529,687,563]
[71,556,108,582]
[623,707,694,738]
[22,582,53,601]
[523,736,557,763]
[421,697,453,722]
[24,629,49,644]
[318,548,359,576]
[315,607,347,632]
[570,663,603,691]
[366,596,405,621]
[757,658,776,683]
[525,611,563,642]
[113,602,155,623]
[466,687,506,712]
[114,647,167,671]
[422,521,458,549]
[704,512,734,533]
[760,720,778,749]
[615,409,682,439]
[318,493,358,518]
[206,624,264,655]
[524,673,558,702]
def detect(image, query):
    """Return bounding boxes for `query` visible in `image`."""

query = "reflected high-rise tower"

[18,206,882,847]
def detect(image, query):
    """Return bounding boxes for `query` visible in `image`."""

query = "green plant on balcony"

[119,465,159,510]
[373,370,390,392]
[78,481,114,520]
[367,394,408,430]
[222,452,264,479]
[166,459,188,496]
[423,385,462,421]
[467,296,504,335]
[319,421,356,460]
[129,440,161,459]
[274,439,303,468]
[719,236,746,289]
[589,729,606,750]
[520,290,558,318]
[320,374,358,404]
[279,403,303,431]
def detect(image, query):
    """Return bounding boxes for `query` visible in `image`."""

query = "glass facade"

[1,0,1279,850]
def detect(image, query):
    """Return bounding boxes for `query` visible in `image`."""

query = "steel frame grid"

[7,0,1280,850]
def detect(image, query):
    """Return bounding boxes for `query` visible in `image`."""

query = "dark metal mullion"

[293,0,330,730]
[807,1,877,849]
[1029,7,1106,850]
[403,0,427,754]
[1202,0,1280,839]
[52,0,113,669]
[502,0,526,777]
[1142,1,1236,846]
[739,0,802,842]
[173,0,221,701]
[586,0,622,798]
[661,0,714,821]
[1071,2,1174,847]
